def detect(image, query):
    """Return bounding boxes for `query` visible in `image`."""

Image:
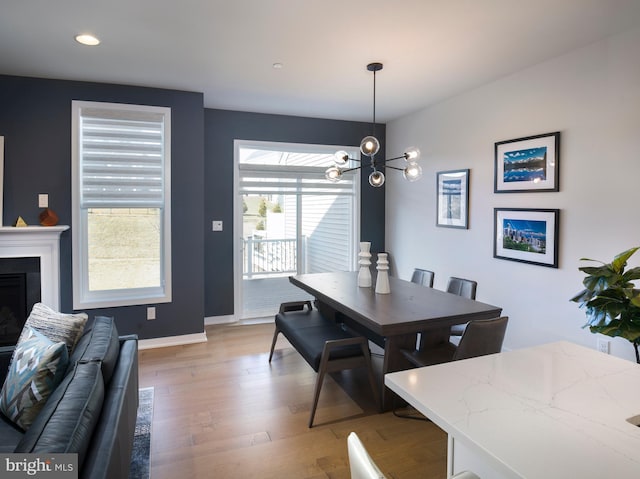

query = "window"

[72,101,171,309]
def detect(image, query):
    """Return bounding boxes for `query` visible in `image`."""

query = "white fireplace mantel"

[0,226,69,310]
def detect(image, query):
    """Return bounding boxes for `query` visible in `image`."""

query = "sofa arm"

[119,334,139,343]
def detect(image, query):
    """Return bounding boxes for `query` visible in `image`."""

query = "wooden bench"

[268,300,379,427]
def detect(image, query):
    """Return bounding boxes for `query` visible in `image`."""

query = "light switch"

[147,307,156,320]
[38,194,49,208]
[212,220,223,231]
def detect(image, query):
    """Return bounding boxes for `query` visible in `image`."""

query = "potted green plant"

[571,246,640,363]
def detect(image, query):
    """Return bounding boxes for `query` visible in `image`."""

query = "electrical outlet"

[38,194,49,208]
[147,307,156,320]
[597,338,610,354]
[212,220,223,231]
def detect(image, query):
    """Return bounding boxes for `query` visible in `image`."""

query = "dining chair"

[400,316,508,368]
[410,268,434,288]
[447,277,477,336]
[347,432,387,479]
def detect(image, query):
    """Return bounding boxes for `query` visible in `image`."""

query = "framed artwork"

[494,208,559,268]
[494,132,560,192]
[436,169,469,229]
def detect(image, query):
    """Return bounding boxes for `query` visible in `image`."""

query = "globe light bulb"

[369,170,385,187]
[360,136,380,157]
[334,150,349,166]
[404,147,421,162]
[403,162,423,182]
[325,166,342,182]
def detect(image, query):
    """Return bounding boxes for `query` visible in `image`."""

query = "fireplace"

[0,225,68,350]
[0,257,41,348]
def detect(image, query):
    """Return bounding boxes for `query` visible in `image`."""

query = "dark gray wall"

[204,109,385,317]
[0,74,386,335]
[0,75,205,339]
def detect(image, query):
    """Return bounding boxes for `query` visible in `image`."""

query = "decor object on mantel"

[375,252,390,294]
[325,63,423,188]
[39,207,59,226]
[14,216,27,227]
[357,241,372,287]
[571,246,640,363]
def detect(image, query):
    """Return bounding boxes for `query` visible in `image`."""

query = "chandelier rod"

[372,67,376,138]
[367,62,383,139]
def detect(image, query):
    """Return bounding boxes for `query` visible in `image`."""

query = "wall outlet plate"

[38,194,48,208]
[597,337,610,354]
[212,220,223,231]
[147,306,156,320]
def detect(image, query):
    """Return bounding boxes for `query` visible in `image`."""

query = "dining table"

[289,271,503,409]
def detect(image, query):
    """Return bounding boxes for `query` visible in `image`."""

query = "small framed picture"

[494,208,559,268]
[494,132,560,192]
[436,169,469,229]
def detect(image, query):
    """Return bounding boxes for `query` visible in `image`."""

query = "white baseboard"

[138,332,208,350]
[204,314,237,326]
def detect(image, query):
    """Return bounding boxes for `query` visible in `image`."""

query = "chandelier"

[325,62,423,187]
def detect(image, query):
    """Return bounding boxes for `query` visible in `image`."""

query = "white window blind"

[238,164,356,196]
[79,109,165,207]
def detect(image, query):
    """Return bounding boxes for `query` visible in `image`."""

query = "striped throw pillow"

[17,303,88,356]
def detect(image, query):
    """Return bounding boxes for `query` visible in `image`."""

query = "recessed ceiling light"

[75,34,100,46]
[272,63,283,69]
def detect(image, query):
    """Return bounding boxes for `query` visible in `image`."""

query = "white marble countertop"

[385,341,640,478]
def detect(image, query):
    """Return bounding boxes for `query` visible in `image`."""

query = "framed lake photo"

[494,132,560,192]
[436,169,469,228]
[494,208,559,268]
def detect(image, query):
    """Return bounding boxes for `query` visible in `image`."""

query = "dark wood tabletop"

[289,271,503,337]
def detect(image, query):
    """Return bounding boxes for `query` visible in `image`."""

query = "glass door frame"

[233,139,361,320]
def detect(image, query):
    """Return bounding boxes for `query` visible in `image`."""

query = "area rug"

[129,387,154,479]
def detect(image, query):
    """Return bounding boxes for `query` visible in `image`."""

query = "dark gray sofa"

[0,316,139,479]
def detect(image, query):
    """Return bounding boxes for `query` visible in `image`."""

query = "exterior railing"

[243,237,302,278]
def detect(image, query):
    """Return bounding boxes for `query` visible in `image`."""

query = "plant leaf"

[570,288,592,304]
[612,247,640,273]
[622,266,640,282]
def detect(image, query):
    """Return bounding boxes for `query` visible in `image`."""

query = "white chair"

[347,432,387,479]
[451,472,481,479]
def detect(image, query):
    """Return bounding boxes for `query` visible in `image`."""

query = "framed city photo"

[436,169,469,229]
[494,208,559,268]
[494,132,560,192]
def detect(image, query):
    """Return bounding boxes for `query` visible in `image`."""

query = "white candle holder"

[375,252,390,294]
[357,242,372,287]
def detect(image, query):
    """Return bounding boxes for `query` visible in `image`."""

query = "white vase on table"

[357,242,372,287]
[375,252,390,294]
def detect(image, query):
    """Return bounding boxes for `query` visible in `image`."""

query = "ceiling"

[2,0,640,123]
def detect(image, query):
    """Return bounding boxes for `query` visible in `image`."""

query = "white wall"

[385,26,640,362]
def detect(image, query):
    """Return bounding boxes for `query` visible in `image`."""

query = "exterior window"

[72,101,171,309]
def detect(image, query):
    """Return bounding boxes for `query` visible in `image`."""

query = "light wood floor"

[138,322,447,478]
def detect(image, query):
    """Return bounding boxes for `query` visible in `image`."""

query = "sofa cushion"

[0,327,69,430]
[0,414,24,452]
[17,303,88,356]
[15,361,105,471]
[68,316,120,384]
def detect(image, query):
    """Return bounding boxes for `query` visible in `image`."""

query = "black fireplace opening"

[0,257,41,349]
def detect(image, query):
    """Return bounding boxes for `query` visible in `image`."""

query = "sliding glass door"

[234,141,360,320]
